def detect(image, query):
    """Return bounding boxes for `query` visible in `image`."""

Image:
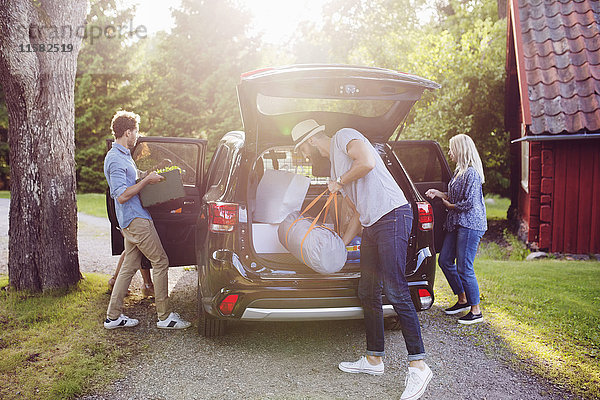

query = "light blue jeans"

[438,226,485,306]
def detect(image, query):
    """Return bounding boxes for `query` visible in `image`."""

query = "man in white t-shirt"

[292,119,432,400]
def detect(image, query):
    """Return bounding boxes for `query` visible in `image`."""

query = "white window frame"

[521,124,529,193]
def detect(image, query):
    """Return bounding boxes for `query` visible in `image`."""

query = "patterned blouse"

[445,166,487,232]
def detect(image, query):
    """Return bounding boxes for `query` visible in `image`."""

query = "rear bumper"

[201,279,434,321]
[241,304,396,321]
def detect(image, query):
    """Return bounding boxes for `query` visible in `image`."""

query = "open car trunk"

[246,146,360,276]
[236,66,440,277]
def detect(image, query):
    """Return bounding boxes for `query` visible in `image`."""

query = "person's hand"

[328,179,342,193]
[145,171,165,184]
[425,189,441,199]
[442,198,454,209]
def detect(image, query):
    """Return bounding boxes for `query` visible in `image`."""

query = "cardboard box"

[139,169,185,207]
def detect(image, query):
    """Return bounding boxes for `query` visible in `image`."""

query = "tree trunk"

[0,0,87,292]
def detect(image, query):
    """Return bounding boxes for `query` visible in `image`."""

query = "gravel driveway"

[0,199,578,399]
[78,269,576,400]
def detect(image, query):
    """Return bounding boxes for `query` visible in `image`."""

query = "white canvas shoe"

[104,314,139,330]
[338,356,384,376]
[156,312,191,330]
[401,363,432,400]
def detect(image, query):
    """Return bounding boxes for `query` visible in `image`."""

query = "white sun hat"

[291,119,325,151]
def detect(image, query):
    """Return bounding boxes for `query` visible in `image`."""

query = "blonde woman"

[426,134,487,324]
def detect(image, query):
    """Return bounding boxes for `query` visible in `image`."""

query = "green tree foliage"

[132,0,259,155]
[307,0,509,195]
[74,0,258,192]
[404,20,508,194]
[74,0,139,192]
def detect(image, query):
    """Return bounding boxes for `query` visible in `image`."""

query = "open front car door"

[106,137,207,267]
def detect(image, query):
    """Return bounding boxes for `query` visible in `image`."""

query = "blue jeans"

[438,226,485,306]
[359,204,426,360]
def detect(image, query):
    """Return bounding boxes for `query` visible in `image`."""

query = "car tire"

[384,316,403,331]
[199,310,227,337]
[197,284,227,337]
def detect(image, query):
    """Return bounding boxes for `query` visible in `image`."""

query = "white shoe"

[156,312,191,329]
[104,314,139,329]
[338,356,384,376]
[401,363,432,400]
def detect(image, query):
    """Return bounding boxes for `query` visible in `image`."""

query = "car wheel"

[384,316,403,331]
[197,285,227,337]
[199,312,227,337]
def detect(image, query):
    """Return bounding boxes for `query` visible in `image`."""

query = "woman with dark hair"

[426,134,487,325]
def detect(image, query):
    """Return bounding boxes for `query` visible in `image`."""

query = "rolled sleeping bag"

[278,211,347,274]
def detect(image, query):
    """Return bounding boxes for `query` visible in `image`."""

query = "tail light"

[209,202,238,233]
[418,288,433,309]
[416,201,433,231]
[219,294,239,315]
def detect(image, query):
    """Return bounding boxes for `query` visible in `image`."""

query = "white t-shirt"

[330,128,408,227]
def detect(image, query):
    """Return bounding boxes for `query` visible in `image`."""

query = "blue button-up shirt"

[445,166,487,232]
[104,142,152,229]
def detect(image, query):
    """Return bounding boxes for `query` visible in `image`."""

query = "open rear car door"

[390,140,452,253]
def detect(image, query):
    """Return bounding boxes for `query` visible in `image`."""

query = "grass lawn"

[481,260,599,399]
[0,191,107,219]
[435,259,600,399]
[484,194,511,220]
[76,193,108,219]
[0,274,128,400]
[434,194,600,398]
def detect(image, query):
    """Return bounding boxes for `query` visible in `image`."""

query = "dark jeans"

[438,226,485,306]
[358,204,426,360]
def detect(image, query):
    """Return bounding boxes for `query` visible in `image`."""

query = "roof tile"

[516,0,600,134]
[528,77,600,100]
[523,34,600,58]
[525,62,600,86]
[531,109,600,134]
[529,93,600,117]
[519,0,599,20]
[525,48,600,70]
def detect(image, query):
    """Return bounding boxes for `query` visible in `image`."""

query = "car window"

[257,93,395,117]
[205,146,229,191]
[393,144,443,183]
[133,141,199,186]
[258,146,328,185]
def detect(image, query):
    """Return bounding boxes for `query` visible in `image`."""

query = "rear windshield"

[257,93,394,117]
[256,146,329,185]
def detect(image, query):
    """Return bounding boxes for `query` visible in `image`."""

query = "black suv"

[106,65,452,337]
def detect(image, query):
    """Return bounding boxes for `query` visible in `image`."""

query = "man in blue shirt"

[103,110,191,330]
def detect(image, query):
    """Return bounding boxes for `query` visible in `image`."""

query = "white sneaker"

[338,356,384,376]
[156,312,191,330]
[104,314,139,330]
[401,363,432,400]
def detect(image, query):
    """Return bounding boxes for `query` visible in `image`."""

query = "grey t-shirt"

[330,128,408,227]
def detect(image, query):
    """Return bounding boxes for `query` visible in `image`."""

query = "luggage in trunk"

[253,169,310,224]
[278,211,347,274]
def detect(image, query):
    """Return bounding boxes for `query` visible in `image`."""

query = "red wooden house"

[505,0,600,254]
